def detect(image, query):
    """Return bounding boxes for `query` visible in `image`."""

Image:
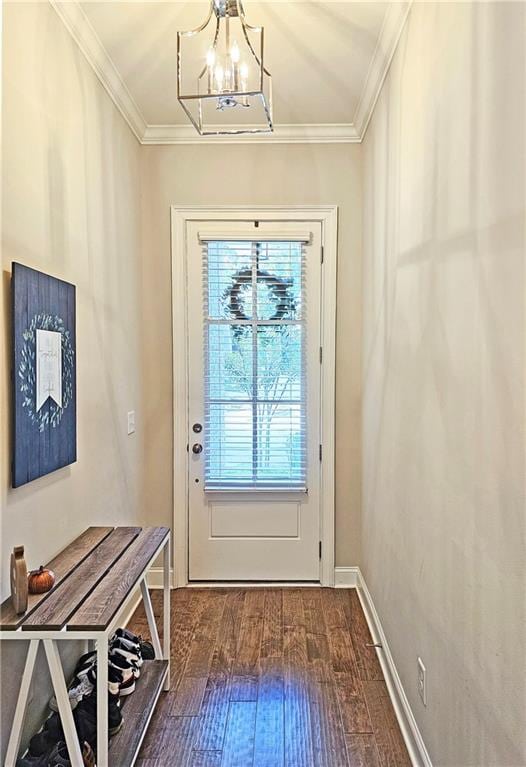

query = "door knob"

[192,443,203,455]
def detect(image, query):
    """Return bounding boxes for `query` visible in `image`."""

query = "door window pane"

[203,240,307,489]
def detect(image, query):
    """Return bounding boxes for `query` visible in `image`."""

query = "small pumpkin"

[28,565,55,594]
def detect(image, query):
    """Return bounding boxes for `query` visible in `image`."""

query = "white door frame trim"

[170,204,338,587]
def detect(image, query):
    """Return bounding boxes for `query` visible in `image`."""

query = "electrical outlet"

[127,410,136,435]
[417,657,427,706]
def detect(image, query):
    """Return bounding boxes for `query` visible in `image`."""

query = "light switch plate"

[127,410,136,435]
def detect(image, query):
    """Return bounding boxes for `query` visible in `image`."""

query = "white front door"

[186,220,322,581]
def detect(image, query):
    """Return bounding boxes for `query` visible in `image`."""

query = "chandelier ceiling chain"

[177,0,273,136]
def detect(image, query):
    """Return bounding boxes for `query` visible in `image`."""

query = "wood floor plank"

[167,589,212,688]
[322,588,349,632]
[193,675,231,752]
[346,734,382,767]
[221,701,257,767]
[335,673,373,734]
[215,589,246,668]
[185,591,227,677]
[327,627,360,675]
[363,681,411,767]
[283,591,314,767]
[302,589,332,681]
[310,680,349,767]
[282,588,305,627]
[190,751,223,767]
[260,589,283,659]
[336,588,354,629]
[348,590,384,682]
[153,715,198,764]
[170,676,209,716]
[253,657,285,767]
[230,590,264,701]
[193,590,244,751]
[322,590,361,679]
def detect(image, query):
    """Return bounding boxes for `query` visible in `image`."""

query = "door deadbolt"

[192,443,203,455]
[192,423,203,433]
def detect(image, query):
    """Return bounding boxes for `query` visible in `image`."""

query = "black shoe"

[16,753,49,767]
[110,635,141,654]
[47,741,70,766]
[109,649,140,681]
[110,642,143,669]
[28,729,55,757]
[114,627,141,644]
[74,651,97,674]
[76,689,123,738]
[139,639,155,660]
[114,627,155,660]
[42,712,63,742]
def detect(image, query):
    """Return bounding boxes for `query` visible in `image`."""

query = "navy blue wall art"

[12,263,76,487]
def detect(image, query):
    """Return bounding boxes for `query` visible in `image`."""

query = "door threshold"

[186,580,321,588]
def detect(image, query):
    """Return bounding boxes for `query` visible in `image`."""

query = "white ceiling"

[53,1,410,143]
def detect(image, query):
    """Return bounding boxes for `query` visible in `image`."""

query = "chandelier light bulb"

[240,62,249,105]
[230,41,240,63]
[206,48,216,68]
[215,64,224,91]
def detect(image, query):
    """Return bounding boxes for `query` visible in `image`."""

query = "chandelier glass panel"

[177,0,273,136]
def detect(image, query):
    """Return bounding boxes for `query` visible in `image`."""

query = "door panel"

[186,221,322,581]
[209,501,300,538]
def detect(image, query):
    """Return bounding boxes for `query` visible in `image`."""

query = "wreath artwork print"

[12,263,76,487]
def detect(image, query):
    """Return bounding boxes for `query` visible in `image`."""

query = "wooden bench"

[0,526,171,767]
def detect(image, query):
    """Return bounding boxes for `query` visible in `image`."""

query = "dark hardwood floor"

[128,588,411,767]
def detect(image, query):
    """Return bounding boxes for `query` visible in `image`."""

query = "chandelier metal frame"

[176,0,273,136]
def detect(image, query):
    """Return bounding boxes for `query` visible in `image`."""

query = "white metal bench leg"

[96,634,109,767]
[43,640,83,767]
[140,578,163,659]
[4,639,40,767]
[163,537,171,690]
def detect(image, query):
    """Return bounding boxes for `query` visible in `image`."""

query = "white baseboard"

[334,566,360,587]
[354,568,433,767]
[121,592,142,628]
[145,567,174,589]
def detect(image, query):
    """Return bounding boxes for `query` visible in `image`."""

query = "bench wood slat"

[67,527,170,631]
[0,527,114,631]
[108,660,169,766]
[22,527,141,631]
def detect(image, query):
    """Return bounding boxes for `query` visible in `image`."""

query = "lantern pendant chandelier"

[177,0,273,136]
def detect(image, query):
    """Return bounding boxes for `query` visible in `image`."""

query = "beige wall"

[140,143,363,567]
[1,2,143,755]
[362,3,525,765]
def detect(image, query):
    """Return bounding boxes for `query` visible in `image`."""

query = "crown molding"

[50,0,410,145]
[142,123,360,145]
[353,1,412,140]
[49,0,146,142]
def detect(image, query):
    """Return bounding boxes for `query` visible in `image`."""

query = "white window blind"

[203,239,307,490]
